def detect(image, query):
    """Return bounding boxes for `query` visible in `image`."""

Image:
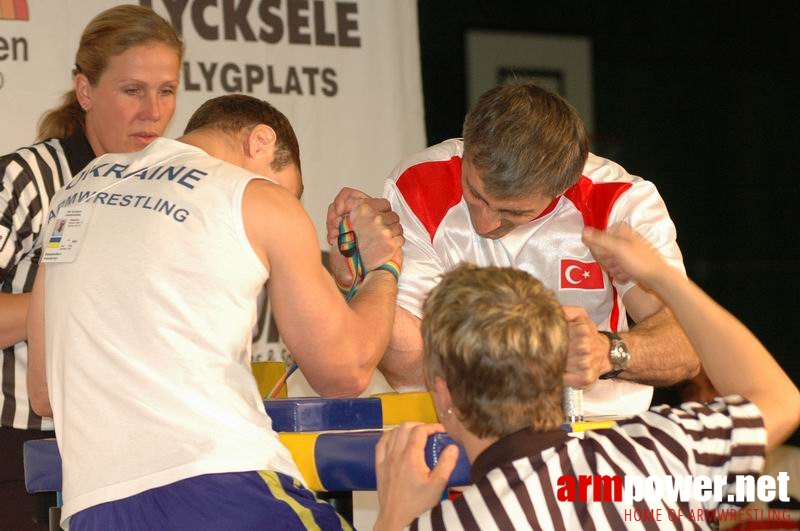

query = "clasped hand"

[325,187,404,285]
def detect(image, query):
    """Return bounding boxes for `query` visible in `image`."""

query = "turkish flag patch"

[560,259,605,290]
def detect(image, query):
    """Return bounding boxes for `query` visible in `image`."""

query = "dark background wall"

[417,1,799,442]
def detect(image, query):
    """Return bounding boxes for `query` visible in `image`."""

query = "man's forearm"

[618,306,700,386]
[27,269,52,417]
[347,270,399,365]
[380,306,426,390]
[0,292,31,348]
[305,269,399,397]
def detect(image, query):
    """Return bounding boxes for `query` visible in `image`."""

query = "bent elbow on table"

[306,364,373,399]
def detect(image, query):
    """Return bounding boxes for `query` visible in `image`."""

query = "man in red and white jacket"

[328,81,698,416]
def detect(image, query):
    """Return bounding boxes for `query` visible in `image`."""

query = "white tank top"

[43,138,302,522]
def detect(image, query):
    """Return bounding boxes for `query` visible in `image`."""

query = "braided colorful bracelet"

[372,259,400,281]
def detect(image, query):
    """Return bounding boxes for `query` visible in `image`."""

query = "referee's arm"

[0,292,31,348]
[1,151,38,348]
[27,264,51,417]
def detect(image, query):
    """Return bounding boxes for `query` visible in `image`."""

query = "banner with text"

[0,0,426,243]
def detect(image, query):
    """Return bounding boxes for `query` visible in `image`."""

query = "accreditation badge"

[41,205,91,264]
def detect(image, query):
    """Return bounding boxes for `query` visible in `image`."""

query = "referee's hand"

[375,422,459,530]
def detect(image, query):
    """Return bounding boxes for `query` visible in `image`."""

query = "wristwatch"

[598,330,630,380]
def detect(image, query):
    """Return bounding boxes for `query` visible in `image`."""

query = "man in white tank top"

[27,95,402,530]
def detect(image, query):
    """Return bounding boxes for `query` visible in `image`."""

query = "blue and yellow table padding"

[24,431,470,494]
[279,430,470,491]
[373,391,439,425]
[24,395,470,494]
[267,391,440,430]
[267,397,383,432]
[23,394,616,495]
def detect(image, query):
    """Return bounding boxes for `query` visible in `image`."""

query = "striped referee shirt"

[0,133,94,430]
[410,395,765,531]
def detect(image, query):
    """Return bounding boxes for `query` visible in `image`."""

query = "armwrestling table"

[23,392,470,529]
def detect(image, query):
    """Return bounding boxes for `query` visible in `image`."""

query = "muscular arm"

[564,284,699,388]
[0,292,31,348]
[380,306,425,389]
[26,265,51,417]
[616,286,700,386]
[327,186,437,391]
[587,171,699,386]
[245,180,400,397]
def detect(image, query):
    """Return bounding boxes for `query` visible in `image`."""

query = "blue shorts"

[69,470,352,530]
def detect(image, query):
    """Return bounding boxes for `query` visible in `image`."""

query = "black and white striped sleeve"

[649,395,766,510]
[0,141,69,283]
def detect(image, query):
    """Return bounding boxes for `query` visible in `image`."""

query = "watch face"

[611,342,631,370]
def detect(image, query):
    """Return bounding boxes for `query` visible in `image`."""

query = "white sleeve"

[609,179,686,297]
[384,179,446,319]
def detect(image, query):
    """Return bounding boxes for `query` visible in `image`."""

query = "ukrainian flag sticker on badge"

[47,218,66,248]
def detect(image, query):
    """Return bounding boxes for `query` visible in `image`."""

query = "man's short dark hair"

[185,94,301,172]
[462,81,588,199]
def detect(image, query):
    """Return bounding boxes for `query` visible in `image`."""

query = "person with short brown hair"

[328,81,699,418]
[422,266,568,436]
[184,94,304,198]
[462,81,588,200]
[375,225,799,530]
[27,94,403,530]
